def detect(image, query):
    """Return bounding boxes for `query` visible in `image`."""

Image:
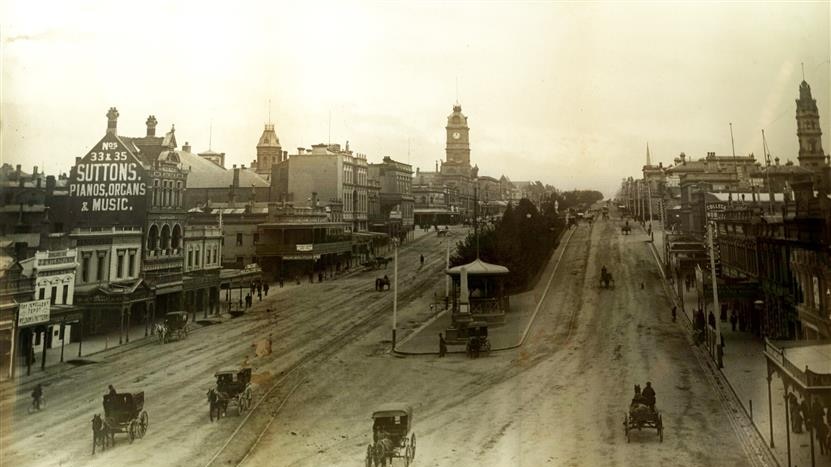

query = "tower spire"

[801,62,805,81]
[646,142,651,166]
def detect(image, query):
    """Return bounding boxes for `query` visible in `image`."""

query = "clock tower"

[445,104,470,167]
[795,79,826,171]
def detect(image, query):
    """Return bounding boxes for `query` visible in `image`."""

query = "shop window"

[50,286,57,305]
[62,284,69,304]
[236,233,243,246]
[39,288,45,300]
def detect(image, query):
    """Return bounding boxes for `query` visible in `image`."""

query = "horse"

[207,388,227,422]
[91,414,113,454]
[371,436,396,467]
[155,323,167,344]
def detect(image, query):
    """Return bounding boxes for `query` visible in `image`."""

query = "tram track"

[202,243,454,467]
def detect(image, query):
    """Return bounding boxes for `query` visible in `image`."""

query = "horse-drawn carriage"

[600,269,615,289]
[466,322,491,358]
[93,391,148,451]
[207,367,253,421]
[364,256,391,271]
[624,398,663,442]
[375,275,391,291]
[157,311,189,343]
[366,403,416,467]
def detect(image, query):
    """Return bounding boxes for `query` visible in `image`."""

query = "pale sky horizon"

[2,1,830,198]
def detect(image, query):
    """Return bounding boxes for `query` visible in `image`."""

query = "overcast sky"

[2,1,829,197]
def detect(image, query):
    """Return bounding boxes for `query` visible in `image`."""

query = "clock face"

[452,132,461,140]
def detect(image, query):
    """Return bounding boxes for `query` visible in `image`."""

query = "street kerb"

[393,225,578,355]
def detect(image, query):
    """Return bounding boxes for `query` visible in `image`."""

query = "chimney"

[106,107,119,136]
[297,147,305,154]
[183,141,191,152]
[233,165,240,188]
[435,161,439,171]
[311,191,318,207]
[46,175,56,191]
[15,164,21,175]
[146,115,158,137]
[32,166,38,176]
[679,153,686,163]
[345,140,350,152]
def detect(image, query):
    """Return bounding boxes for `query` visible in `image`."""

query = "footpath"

[394,225,576,355]
[646,220,829,467]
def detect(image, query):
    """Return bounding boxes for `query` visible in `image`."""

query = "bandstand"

[444,258,509,343]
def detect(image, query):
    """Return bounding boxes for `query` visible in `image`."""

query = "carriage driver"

[642,382,656,410]
[601,265,608,277]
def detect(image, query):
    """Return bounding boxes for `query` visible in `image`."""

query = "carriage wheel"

[128,421,136,443]
[139,411,149,438]
[365,444,373,467]
[404,445,411,467]
[410,433,416,459]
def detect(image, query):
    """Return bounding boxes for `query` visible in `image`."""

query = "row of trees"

[451,198,565,292]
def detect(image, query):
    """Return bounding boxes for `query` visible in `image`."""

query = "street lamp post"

[445,234,451,302]
[392,237,399,350]
[707,222,723,368]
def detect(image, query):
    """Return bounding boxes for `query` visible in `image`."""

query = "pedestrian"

[257,290,262,301]
[790,393,803,433]
[279,277,284,288]
[438,333,446,357]
[31,383,43,411]
[108,385,117,397]
[671,306,677,322]
[420,254,424,268]
[730,312,738,332]
[264,283,269,296]
[318,272,323,283]
[802,397,812,432]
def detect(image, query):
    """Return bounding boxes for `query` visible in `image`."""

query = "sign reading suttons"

[68,133,147,225]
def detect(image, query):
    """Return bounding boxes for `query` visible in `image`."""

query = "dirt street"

[242,220,754,467]
[2,220,757,467]
[1,229,459,467]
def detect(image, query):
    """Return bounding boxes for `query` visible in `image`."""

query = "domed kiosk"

[444,258,510,343]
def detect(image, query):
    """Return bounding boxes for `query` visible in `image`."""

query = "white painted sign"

[18,299,50,327]
[296,244,313,252]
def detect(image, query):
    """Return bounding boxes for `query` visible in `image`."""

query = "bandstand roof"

[446,258,509,276]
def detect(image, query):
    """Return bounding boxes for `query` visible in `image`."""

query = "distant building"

[250,123,288,181]
[276,143,369,232]
[368,156,414,241]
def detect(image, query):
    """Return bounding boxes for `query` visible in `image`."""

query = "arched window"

[172,224,182,251]
[160,224,171,253]
[147,224,159,251]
